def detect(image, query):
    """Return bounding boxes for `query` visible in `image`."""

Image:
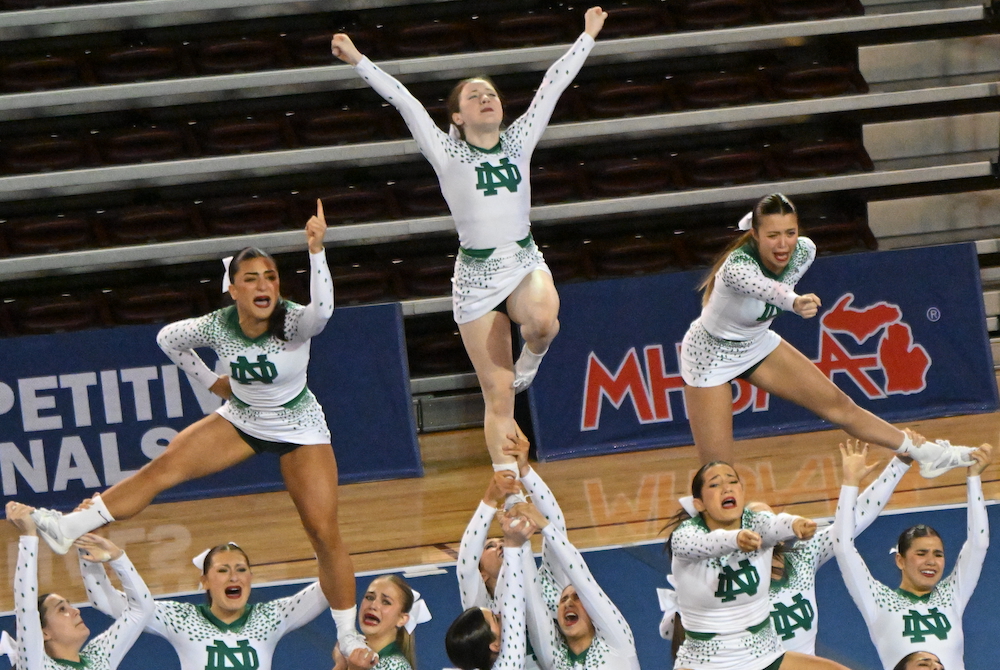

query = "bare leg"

[459,311,518,465]
[683,383,737,464]
[748,341,905,449]
[101,413,256,519]
[506,269,560,355]
[280,444,355,609]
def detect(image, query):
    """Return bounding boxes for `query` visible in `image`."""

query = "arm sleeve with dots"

[352,57,451,174]
[79,551,128,619]
[814,456,909,568]
[264,581,328,636]
[14,536,44,670]
[670,521,742,561]
[503,33,595,156]
[951,475,989,607]
[81,552,154,670]
[756,512,798,548]
[718,238,816,311]
[284,250,335,343]
[457,501,497,609]
[539,525,636,658]
[156,313,221,390]
[520,468,569,614]
[493,544,527,670]
[518,541,560,670]
[832,485,883,626]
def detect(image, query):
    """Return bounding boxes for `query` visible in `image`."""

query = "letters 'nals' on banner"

[528,243,998,461]
[0,303,421,510]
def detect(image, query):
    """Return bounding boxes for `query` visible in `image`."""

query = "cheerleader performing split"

[331,7,607,477]
[681,192,975,477]
[664,463,850,670]
[83,541,327,670]
[834,440,992,670]
[6,501,154,670]
[22,201,369,656]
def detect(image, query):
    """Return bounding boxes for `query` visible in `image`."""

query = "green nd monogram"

[901,608,952,643]
[231,354,278,384]
[205,640,260,670]
[475,157,522,196]
[714,559,761,602]
[757,303,782,322]
[770,594,815,640]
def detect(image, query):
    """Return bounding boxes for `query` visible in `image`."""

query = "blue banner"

[0,303,421,509]
[529,243,998,460]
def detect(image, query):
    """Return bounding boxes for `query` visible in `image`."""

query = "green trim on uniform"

[566,644,590,664]
[894,588,934,603]
[459,233,534,258]
[376,641,401,658]
[684,629,717,641]
[197,602,254,632]
[466,140,503,154]
[223,305,272,345]
[747,617,771,634]
[769,553,795,592]
[740,242,793,282]
[763,653,786,670]
[229,386,310,410]
[51,657,89,669]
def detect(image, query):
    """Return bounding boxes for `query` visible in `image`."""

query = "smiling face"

[752,212,799,275]
[228,255,280,323]
[201,549,253,619]
[451,79,503,137]
[41,594,89,650]
[903,652,944,670]
[557,585,595,646]
[693,464,745,530]
[896,536,945,595]
[359,577,410,649]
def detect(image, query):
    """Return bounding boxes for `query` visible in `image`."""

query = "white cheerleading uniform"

[13,536,153,670]
[353,34,596,324]
[682,237,816,387]
[833,477,988,670]
[80,555,327,670]
[769,457,909,654]
[671,509,798,670]
[522,525,639,670]
[369,642,411,670]
[493,543,529,670]
[156,250,334,444]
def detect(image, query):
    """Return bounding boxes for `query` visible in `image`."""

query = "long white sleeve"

[832,485,883,624]
[493,544,527,670]
[283,250,334,343]
[80,552,128,619]
[13,536,45,670]
[262,581,328,635]
[156,313,221,390]
[519,543,560,670]
[458,501,498,609]
[952,475,989,606]
[82,552,154,670]
[521,468,571,614]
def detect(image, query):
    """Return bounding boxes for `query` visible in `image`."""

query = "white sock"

[492,462,520,478]
[60,496,115,540]
[895,434,914,455]
[515,345,548,374]
[330,606,359,640]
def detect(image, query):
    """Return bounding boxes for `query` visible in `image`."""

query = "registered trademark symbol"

[927,307,941,322]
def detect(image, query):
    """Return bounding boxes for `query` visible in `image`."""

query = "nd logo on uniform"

[771,593,815,640]
[231,354,278,384]
[757,303,783,322]
[476,158,522,196]
[206,639,259,670]
[902,608,952,642]
[715,559,760,602]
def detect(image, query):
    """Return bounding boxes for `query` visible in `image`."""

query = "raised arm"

[518,538,561,670]
[78,544,128,619]
[286,199,334,342]
[263,580,328,635]
[333,33,451,172]
[493,512,534,670]
[951,444,992,606]
[457,473,519,609]
[8,502,45,670]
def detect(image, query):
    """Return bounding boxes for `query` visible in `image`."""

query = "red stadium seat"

[770,64,866,99]
[583,81,666,118]
[98,126,190,164]
[301,186,397,225]
[194,37,284,74]
[529,164,586,205]
[675,72,763,108]
[407,328,471,376]
[92,46,181,84]
[485,12,572,49]
[1,55,82,92]
[591,233,679,277]
[5,214,98,255]
[767,0,863,21]
[8,293,109,335]
[394,179,449,217]
[105,284,210,325]
[101,204,198,244]
[536,238,595,283]
[678,148,767,187]
[201,196,292,235]
[596,6,674,39]
[3,134,91,174]
[197,116,291,155]
[398,254,455,298]
[773,138,872,178]
[331,262,399,306]
[292,107,389,146]
[669,0,759,29]
[586,157,674,197]
[389,20,474,57]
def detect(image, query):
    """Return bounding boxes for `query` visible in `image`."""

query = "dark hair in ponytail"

[228,247,288,341]
[445,608,496,670]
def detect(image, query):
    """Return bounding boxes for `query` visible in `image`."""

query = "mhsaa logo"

[580,293,931,431]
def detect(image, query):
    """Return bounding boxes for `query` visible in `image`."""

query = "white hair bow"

[404,588,432,634]
[678,495,699,517]
[657,575,679,640]
[221,256,234,293]
[0,630,19,667]
[737,211,754,231]
[192,542,241,570]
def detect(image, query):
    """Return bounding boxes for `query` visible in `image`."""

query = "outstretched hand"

[792,517,817,541]
[75,533,124,563]
[5,501,36,536]
[331,34,363,66]
[306,198,327,254]
[793,293,821,319]
[584,6,608,38]
[736,529,761,552]
[839,439,879,487]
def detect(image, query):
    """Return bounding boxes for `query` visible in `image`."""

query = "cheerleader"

[331,8,607,476]
[25,200,368,655]
[767,445,913,655]
[81,541,328,670]
[5,501,153,670]
[833,440,992,670]
[681,193,974,478]
[664,463,849,670]
[447,510,535,670]
[893,652,944,670]
[513,502,639,670]
[332,574,431,670]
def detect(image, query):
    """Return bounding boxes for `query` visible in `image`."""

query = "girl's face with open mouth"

[695,464,745,529]
[201,550,252,618]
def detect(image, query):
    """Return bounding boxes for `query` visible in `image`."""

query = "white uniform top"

[13,536,153,670]
[833,478,988,670]
[671,510,797,635]
[522,525,639,670]
[80,555,327,670]
[492,544,529,670]
[353,34,595,251]
[700,238,816,341]
[370,643,411,670]
[770,457,909,654]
